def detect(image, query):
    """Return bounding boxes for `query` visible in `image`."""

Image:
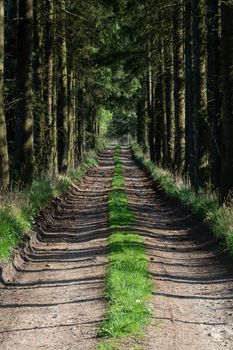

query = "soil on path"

[122,148,233,350]
[2,147,233,350]
[0,149,114,350]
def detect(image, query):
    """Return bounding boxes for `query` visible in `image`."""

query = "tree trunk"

[207,0,221,191]
[220,3,233,200]
[76,88,84,161]
[70,74,76,167]
[14,0,33,186]
[0,0,9,188]
[67,68,75,169]
[33,0,44,170]
[4,0,18,169]
[173,0,185,173]
[147,59,155,162]
[192,0,209,188]
[51,49,58,174]
[136,96,147,152]
[165,33,175,169]
[154,71,162,165]
[184,0,194,178]
[44,0,54,174]
[160,33,168,167]
[57,0,68,172]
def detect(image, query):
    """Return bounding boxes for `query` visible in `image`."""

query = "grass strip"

[0,151,98,261]
[98,146,152,348]
[108,191,134,227]
[132,143,233,256]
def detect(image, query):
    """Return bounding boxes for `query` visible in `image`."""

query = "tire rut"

[0,149,114,350]
[122,148,233,350]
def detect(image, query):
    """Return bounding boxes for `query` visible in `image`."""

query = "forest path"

[0,149,114,350]
[122,148,233,350]
[1,148,233,350]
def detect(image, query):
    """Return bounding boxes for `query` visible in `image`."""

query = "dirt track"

[122,148,233,350]
[0,149,114,350]
[1,148,233,350]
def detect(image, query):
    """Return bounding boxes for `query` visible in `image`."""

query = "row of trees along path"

[0,1,233,201]
[1,148,233,349]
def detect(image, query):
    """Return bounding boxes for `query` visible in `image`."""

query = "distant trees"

[107,111,137,141]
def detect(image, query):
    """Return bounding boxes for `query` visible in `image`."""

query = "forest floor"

[1,148,233,349]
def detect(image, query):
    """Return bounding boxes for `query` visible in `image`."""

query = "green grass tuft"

[98,339,144,350]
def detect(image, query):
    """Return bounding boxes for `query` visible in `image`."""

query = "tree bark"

[184,0,194,178]
[165,33,175,169]
[173,0,185,173]
[76,88,84,160]
[160,32,168,167]
[207,0,221,190]
[220,3,233,200]
[192,0,209,188]
[51,52,58,175]
[147,54,155,162]
[44,0,54,174]
[14,0,33,186]
[137,96,147,152]
[154,71,162,165]
[57,0,68,172]
[4,0,18,168]
[67,68,74,169]
[33,0,45,170]
[0,0,9,188]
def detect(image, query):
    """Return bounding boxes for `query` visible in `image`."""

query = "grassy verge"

[0,151,98,261]
[132,143,233,256]
[98,146,152,349]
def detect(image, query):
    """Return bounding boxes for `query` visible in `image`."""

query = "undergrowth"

[98,146,152,349]
[132,143,233,256]
[0,151,97,261]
